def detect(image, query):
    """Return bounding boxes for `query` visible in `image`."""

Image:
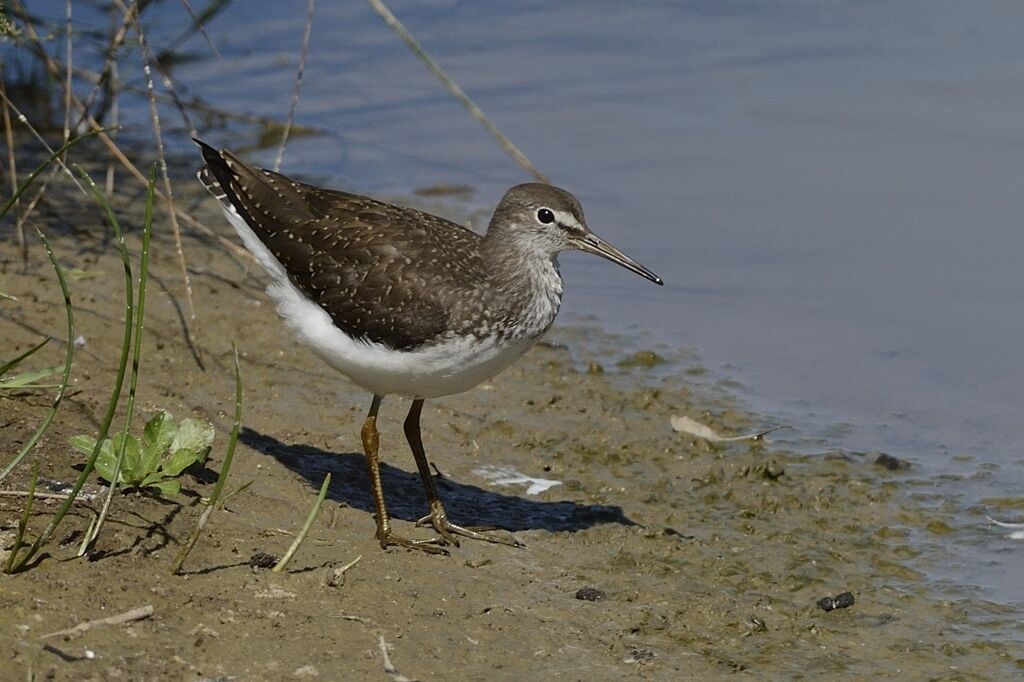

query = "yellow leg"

[360,395,447,555]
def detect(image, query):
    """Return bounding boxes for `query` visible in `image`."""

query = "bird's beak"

[573,232,663,286]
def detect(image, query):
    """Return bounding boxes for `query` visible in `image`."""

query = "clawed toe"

[415,508,523,548]
[377,530,450,556]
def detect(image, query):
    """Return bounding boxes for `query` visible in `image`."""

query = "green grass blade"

[273,472,331,573]
[0,232,76,486]
[170,344,243,575]
[0,337,49,376]
[207,344,243,507]
[4,463,39,574]
[0,365,61,389]
[0,128,107,221]
[83,166,156,555]
[8,172,138,570]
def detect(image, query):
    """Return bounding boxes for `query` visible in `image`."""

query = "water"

[22,1,1024,607]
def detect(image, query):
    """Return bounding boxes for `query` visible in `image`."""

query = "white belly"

[271,276,537,397]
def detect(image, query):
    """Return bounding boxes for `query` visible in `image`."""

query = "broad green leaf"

[93,439,120,483]
[141,412,174,477]
[69,435,99,458]
[162,447,203,478]
[148,478,180,497]
[116,433,144,484]
[142,411,177,461]
[170,418,215,464]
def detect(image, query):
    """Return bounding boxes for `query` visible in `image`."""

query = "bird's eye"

[536,208,555,224]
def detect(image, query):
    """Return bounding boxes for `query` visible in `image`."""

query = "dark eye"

[536,208,555,224]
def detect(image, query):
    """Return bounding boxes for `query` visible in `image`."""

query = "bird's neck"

[481,231,565,338]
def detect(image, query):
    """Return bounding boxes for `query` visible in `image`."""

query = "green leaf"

[69,435,98,458]
[139,470,165,487]
[147,478,180,497]
[170,418,215,465]
[143,411,177,459]
[93,439,120,483]
[116,433,144,484]
[162,447,203,478]
[141,412,175,476]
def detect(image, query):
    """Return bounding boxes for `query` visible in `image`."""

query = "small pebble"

[833,591,855,609]
[249,551,278,569]
[626,647,656,663]
[817,591,855,612]
[874,453,910,471]
[575,587,605,601]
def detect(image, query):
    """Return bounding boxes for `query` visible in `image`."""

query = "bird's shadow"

[240,428,636,533]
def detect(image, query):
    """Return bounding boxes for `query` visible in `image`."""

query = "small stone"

[874,453,910,471]
[817,591,855,612]
[833,592,855,609]
[575,587,605,601]
[626,647,656,663]
[249,551,278,569]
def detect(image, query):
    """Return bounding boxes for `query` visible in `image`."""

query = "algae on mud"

[1,177,1021,679]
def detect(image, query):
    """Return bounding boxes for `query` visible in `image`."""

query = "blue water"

[21,1,1024,607]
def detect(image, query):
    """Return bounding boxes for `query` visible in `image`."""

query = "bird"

[196,138,663,553]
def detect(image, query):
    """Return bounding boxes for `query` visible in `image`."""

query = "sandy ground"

[1,171,1022,680]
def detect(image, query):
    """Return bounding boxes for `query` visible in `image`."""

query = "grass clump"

[70,411,214,498]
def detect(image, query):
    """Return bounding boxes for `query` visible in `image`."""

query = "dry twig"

[38,605,154,640]
[367,0,548,183]
[274,0,315,171]
[126,3,201,363]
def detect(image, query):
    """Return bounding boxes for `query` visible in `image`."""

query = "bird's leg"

[404,399,523,548]
[360,395,447,555]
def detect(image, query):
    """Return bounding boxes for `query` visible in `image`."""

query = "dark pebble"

[575,587,605,601]
[833,591,855,609]
[249,551,278,569]
[874,453,910,471]
[817,591,855,612]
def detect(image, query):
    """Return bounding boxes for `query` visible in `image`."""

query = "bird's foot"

[415,505,524,548]
[376,528,450,556]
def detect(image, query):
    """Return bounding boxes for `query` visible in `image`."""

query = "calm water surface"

[28,2,1024,609]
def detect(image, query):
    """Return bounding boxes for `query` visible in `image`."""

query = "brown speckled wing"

[199,142,485,350]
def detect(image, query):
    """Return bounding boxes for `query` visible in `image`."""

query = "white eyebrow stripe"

[553,209,578,226]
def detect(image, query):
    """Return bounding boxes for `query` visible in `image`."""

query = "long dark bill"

[573,233,663,286]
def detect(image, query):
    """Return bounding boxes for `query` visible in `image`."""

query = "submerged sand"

[1,176,1021,679]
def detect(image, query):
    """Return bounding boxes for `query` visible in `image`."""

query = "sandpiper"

[196,139,662,553]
